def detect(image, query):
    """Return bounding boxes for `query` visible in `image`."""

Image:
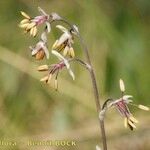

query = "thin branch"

[68,58,91,70]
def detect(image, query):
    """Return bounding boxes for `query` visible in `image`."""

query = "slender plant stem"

[69,58,90,70]
[58,18,108,150]
[77,34,107,150]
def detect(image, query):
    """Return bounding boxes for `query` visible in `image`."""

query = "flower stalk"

[58,18,108,150]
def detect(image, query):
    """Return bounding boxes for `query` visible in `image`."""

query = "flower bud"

[40,76,48,82]
[119,79,125,92]
[37,65,49,71]
[138,105,149,111]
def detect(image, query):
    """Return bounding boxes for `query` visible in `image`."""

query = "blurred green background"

[0,0,149,150]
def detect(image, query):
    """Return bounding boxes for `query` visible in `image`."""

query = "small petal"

[43,45,49,59]
[52,50,65,60]
[20,11,30,19]
[19,23,29,28]
[138,105,149,111]
[119,79,125,92]
[37,65,49,71]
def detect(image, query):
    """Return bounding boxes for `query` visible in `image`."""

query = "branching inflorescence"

[19,7,77,90]
[19,7,149,150]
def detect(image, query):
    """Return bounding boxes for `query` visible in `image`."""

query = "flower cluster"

[19,7,50,37]
[29,31,49,60]
[100,79,149,130]
[19,7,77,90]
[52,25,75,58]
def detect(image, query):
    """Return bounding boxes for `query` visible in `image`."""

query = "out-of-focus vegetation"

[0,0,149,150]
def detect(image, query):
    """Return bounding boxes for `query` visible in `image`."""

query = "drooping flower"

[52,25,75,58]
[51,50,75,80]
[38,50,75,90]
[119,78,125,92]
[19,7,50,37]
[111,95,139,130]
[29,32,49,60]
[100,79,149,130]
